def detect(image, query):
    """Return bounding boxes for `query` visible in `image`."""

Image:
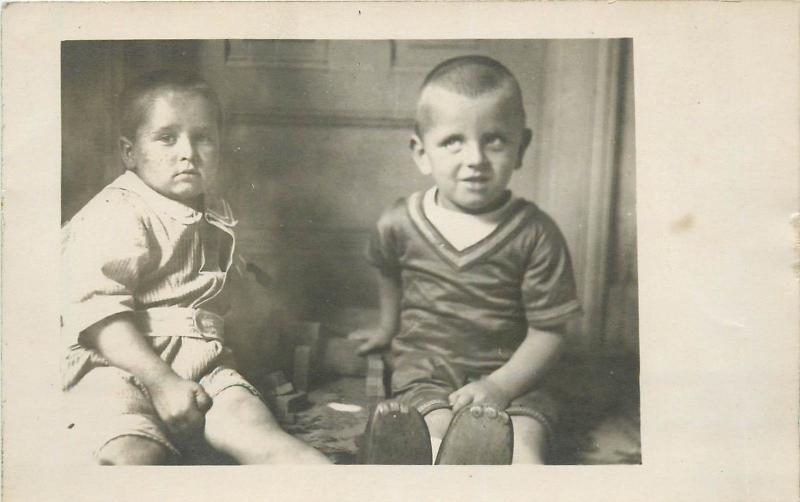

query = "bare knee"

[97,436,173,465]
[206,387,279,431]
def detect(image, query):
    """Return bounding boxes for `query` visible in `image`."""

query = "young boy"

[62,70,329,465]
[354,56,581,464]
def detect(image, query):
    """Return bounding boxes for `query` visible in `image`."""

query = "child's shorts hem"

[202,366,263,400]
[415,399,453,417]
[504,406,555,441]
[390,352,559,443]
[66,364,263,464]
[396,394,555,442]
[95,431,182,461]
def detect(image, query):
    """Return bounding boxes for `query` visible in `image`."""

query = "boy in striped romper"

[62,70,329,465]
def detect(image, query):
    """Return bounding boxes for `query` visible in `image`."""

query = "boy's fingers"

[348,330,368,341]
[448,389,467,403]
[448,391,458,405]
[449,391,472,412]
[356,338,380,356]
[194,388,213,413]
[451,399,467,413]
[355,341,370,355]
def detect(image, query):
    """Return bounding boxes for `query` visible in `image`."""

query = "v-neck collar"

[406,190,534,270]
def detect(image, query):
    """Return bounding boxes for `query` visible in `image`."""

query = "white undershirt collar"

[422,187,516,251]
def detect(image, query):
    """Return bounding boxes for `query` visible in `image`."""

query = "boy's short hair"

[415,55,525,135]
[118,69,223,140]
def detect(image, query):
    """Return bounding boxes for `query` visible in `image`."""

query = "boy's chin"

[165,188,205,208]
[451,194,507,214]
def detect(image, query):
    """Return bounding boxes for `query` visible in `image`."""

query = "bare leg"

[510,416,547,464]
[204,386,330,464]
[97,436,173,465]
[424,408,453,460]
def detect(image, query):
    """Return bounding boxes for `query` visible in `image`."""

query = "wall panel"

[61,39,637,354]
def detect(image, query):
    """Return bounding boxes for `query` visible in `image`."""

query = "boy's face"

[411,86,531,214]
[120,90,220,205]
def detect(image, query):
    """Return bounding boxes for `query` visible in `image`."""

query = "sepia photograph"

[3,3,798,501]
[61,39,638,465]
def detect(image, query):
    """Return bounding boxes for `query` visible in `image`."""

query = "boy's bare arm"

[449,325,564,412]
[352,270,401,354]
[82,314,212,438]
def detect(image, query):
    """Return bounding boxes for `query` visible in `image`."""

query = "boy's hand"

[449,378,511,414]
[349,328,393,356]
[148,375,213,440]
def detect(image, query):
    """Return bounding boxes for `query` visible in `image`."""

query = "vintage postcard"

[2,2,798,501]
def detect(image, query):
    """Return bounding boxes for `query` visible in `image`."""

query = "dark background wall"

[62,40,637,355]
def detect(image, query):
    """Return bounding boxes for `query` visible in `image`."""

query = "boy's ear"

[119,137,136,170]
[410,134,431,176]
[516,127,533,169]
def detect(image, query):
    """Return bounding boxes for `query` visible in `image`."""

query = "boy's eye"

[484,136,506,150]
[441,137,463,152]
[157,133,176,144]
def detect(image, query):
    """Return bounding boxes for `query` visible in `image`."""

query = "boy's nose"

[462,141,487,167]
[175,135,196,162]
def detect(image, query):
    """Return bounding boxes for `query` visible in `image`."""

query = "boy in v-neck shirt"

[354,56,581,464]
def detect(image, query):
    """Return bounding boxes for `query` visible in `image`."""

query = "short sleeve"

[61,193,154,345]
[365,201,404,279]
[522,212,581,328]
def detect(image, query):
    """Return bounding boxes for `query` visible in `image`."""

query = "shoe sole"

[435,405,513,465]
[359,401,432,465]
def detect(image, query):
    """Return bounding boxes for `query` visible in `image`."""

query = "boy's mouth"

[460,175,490,183]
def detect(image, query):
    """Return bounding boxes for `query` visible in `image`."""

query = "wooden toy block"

[321,337,367,376]
[272,406,296,424]
[366,381,386,398]
[366,373,385,387]
[293,345,312,392]
[367,354,383,367]
[263,393,298,424]
[274,382,295,396]
[264,370,289,389]
[269,399,296,424]
[366,355,385,378]
[366,377,385,389]
[279,412,296,424]
[262,370,295,395]
[366,354,384,374]
[281,321,322,382]
[365,354,386,397]
[275,391,308,414]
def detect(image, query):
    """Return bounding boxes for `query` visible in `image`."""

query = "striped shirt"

[61,170,237,388]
